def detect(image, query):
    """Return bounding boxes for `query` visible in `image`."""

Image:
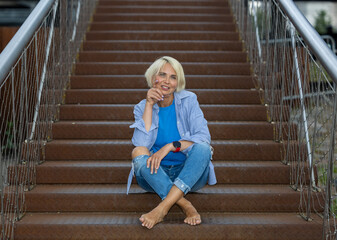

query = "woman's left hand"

[147,144,173,174]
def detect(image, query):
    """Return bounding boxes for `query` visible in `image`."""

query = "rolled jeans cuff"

[174,177,191,195]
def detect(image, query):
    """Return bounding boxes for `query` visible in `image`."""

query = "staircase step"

[95,6,231,14]
[23,184,323,212]
[33,160,290,184]
[14,212,323,240]
[93,13,234,22]
[59,104,269,121]
[42,140,282,161]
[98,0,230,7]
[51,121,275,140]
[70,75,255,89]
[78,51,247,63]
[90,22,236,31]
[75,62,250,75]
[83,40,243,51]
[64,89,260,104]
[86,30,240,41]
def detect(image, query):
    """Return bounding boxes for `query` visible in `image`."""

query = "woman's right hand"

[146,80,163,105]
[146,88,163,105]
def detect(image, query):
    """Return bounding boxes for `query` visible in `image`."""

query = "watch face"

[173,141,181,148]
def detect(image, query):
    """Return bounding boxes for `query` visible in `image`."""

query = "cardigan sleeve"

[179,93,211,145]
[129,101,158,149]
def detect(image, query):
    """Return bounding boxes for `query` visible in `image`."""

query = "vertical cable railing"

[0,0,97,238]
[230,0,337,238]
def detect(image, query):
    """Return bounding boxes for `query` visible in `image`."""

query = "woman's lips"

[161,85,169,91]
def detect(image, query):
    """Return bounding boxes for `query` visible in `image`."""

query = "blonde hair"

[144,56,185,92]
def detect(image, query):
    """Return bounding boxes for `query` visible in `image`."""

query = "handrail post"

[290,23,316,186]
[290,22,315,220]
[251,0,262,60]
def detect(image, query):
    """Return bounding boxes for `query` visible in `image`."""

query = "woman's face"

[153,63,178,97]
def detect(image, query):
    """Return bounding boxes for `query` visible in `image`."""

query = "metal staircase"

[12,0,325,239]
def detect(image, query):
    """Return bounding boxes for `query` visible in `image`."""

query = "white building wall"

[295,1,337,31]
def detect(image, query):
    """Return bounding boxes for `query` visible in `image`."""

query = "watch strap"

[172,141,181,153]
[173,147,181,153]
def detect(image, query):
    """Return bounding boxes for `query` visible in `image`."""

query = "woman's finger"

[155,159,160,173]
[154,88,164,97]
[147,156,152,168]
[150,157,156,174]
[148,88,163,101]
[150,92,163,101]
[152,88,164,99]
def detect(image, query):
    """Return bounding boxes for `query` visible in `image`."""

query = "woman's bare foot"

[139,206,167,229]
[178,198,201,226]
[139,186,184,229]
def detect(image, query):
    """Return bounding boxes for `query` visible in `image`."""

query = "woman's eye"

[159,73,165,77]
[171,76,177,80]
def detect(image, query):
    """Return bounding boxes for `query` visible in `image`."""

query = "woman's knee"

[133,154,149,176]
[131,146,150,159]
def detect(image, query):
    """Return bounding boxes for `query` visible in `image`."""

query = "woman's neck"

[158,94,174,108]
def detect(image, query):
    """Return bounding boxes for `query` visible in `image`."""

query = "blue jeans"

[133,142,211,200]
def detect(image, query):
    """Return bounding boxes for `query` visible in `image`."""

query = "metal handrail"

[278,0,337,84]
[0,0,97,238]
[230,0,337,236]
[0,0,54,85]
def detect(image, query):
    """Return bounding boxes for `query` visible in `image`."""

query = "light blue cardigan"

[127,90,217,194]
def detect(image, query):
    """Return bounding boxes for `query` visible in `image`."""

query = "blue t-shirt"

[151,99,186,166]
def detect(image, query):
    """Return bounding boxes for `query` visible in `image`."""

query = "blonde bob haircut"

[144,56,186,92]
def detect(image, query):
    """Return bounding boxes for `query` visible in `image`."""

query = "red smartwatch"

[173,141,181,153]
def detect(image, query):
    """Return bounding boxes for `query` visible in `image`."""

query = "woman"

[127,56,216,229]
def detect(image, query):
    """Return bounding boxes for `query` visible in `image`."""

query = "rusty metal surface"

[31,160,289,184]
[79,51,247,63]
[64,89,260,104]
[59,105,135,121]
[11,160,317,186]
[98,0,230,7]
[70,75,254,89]
[83,40,243,51]
[86,30,240,41]
[42,139,282,161]
[43,140,133,160]
[59,104,269,121]
[51,121,275,140]
[14,212,324,240]
[211,140,282,161]
[95,6,232,14]
[75,62,250,75]
[93,14,234,22]
[23,184,324,212]
[90,22,236,31]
